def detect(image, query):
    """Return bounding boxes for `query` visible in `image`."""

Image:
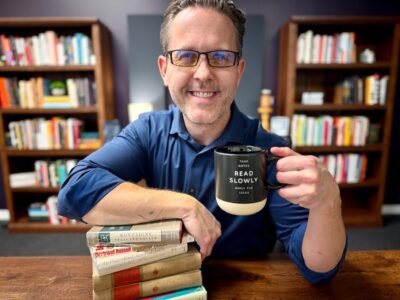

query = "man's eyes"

[211,52,231,60]
[176,51,197,60]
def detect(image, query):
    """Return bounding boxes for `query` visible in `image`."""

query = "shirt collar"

[169,102,250,147]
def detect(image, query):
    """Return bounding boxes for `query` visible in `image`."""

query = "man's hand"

[181,197,221,260]
[271,147,346,273]
[271,146,340,210]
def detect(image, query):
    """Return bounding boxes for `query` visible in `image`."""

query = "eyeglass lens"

[170,50,237,67]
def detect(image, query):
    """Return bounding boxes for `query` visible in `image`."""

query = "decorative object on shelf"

[359,48,376,64]
[301,92,324,105]
[258,89,274,131]
[49,81,67,96]
[270,116,290,138]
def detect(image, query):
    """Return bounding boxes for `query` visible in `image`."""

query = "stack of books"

[87,219,207,299]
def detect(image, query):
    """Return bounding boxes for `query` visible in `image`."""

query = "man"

[58,0,346,284]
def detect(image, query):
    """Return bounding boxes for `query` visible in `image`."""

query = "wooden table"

[0,250,399,299]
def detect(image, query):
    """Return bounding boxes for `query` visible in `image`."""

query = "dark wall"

[0,0,399,208]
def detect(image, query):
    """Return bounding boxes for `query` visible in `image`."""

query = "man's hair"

[160,0,246,53]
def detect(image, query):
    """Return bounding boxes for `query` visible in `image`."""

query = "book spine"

[93,247,201,291]
[87,222,183,247]
[93,243,188,276]
[91,244,157,258]
[142,286,207,300]
[93,270,202,300]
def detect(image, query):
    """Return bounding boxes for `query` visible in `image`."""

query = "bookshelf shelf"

[12,187,60,193]
[342,208,381,227]
[9,216,90,233]
[0,65,96,72]
[338,179,380,189]
[296,62,391,70]
[277,16,400,227]
[293,103,387,112]
[5,149,97,157]
[1,107,98,114]
[295,144,383,153]
[0,17,115,233]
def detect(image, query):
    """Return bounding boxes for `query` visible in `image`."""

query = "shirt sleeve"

[57,119,150,221]
[268,191,347,284]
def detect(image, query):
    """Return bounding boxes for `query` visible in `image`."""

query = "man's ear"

[158,55,168,86]
[235,57,246,88]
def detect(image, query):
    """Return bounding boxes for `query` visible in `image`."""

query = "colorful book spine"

[92,270,202,300]
[141,286,207,300]
[93,246,201,291]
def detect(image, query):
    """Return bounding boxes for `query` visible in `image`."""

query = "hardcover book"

[93,245,201,291]
[86,219,183,247]
[92,270,202,300]
[91,243,189,276]
[141,286,207,300]
[90,231,194,250]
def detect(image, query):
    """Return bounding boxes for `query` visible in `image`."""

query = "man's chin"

[183,113,217,126]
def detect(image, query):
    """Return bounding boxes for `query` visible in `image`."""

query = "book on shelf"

[7,117,86,150]
[26,196,77,224]
[0,31,94,67]
[0,76,96,109]
[297,30,356,64]
[86,219,184,247]
[9,171,37,188]
[290,114,370,147]
[92,270,203,300]
[319,153,367,184]
[92,245,201,292]
[34,159,77,188]
[27,202,49,222]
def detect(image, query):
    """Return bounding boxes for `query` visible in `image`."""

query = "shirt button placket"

[186,154,202,198]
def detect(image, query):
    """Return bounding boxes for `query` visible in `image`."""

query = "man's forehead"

[167,6,237,50]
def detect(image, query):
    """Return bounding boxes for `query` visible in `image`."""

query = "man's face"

[158,7,245,129]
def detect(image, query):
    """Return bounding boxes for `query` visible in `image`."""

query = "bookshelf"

[277,16,400,227]
[0,17,115,233]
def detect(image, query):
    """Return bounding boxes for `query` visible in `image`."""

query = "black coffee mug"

[214,145,284,215]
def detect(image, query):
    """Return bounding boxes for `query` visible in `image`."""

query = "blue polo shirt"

[58,102,345,283]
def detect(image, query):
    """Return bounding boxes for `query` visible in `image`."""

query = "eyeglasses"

[165,49,241,68]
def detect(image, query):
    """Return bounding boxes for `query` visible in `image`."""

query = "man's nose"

[193,55,213,80]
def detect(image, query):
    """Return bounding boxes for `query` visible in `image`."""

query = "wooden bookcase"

[277,16,400,227]
[0,17,115,233]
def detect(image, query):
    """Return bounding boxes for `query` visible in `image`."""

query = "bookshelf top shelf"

[296,62,391,70]
[0,17,100,27]
[290,16,400,25]
[0,65,95,73]
[0,107,98,114]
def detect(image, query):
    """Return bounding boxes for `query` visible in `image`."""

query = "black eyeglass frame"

[165,49,242,68]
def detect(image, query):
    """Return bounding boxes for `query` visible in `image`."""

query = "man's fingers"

[270,147,300,157]
[276,154,319,172]
[278,184,305,200]
[276,170,304,185]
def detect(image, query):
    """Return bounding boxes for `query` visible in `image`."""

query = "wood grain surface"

[0,250,399,299]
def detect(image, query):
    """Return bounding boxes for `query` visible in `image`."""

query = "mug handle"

[264,151,286,190]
